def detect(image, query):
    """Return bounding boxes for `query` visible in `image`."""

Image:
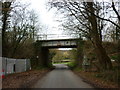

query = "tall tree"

[2,1,13,57]
[9,3,39,57]
[48,0,114,70]
[86,2,112,70]
[1,1,40,58]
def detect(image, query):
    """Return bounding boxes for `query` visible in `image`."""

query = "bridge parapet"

[37,39,78,48]
[36,34,80,40]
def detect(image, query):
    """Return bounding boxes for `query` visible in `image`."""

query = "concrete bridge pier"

[38,48,51,67]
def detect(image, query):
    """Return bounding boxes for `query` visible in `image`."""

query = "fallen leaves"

[73,71,119,88]
[2,69,50,88]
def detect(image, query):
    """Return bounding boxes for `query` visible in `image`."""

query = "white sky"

[20,0,113,37]
[20,0,63,36]
[19,0,115,50]
[20,0,71,50]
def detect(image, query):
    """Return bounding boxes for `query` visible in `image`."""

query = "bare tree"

[2,1,13,57]
[86,2,112,70]
[2,1,40,58]
[48,0,117,70]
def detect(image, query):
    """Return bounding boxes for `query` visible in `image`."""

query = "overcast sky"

[20,0,115,37]
[20,0,64,37]
[19,0,118,42]
[20,0,113,33]
[18,0,115,50]
[20,0,71,50]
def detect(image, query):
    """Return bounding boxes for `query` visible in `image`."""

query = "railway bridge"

[35,34,83,67]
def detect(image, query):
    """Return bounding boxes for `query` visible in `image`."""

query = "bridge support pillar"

[38,48,51,67]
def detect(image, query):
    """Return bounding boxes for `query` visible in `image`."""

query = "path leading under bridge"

[35,38,84,67]
[32,64,94,88]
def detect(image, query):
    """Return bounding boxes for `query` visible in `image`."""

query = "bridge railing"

[41,40,77,47]
[36,34,80,40]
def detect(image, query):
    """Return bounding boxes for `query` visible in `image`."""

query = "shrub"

[101,70,119,83]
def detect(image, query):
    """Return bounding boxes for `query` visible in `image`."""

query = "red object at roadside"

[1,69,5,79]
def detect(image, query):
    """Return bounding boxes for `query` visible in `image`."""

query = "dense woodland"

[1,0,120,86]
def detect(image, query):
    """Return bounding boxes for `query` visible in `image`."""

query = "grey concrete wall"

[15,59,26,73]
[2,57,31,75]
[2,58,7,74]
[6,58,16,74]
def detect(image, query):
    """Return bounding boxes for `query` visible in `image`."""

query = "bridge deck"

[37,38,79,48]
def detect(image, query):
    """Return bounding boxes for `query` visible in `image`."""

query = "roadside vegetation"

[48,0,120,88]
[49,41,119,88]
[1,0,120,88]
[70,41,119,88]
[1,1,49,69]
[49,42,119,87]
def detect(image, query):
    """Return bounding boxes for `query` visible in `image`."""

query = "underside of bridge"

[36,39,83,67]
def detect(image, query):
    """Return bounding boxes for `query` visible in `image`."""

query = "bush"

[101,70,119,83]
[67,61,77,69]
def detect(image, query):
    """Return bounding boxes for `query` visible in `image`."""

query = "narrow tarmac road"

[32,64,94,88]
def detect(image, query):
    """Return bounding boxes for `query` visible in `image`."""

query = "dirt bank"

[73,71,119,88]
[2,69,50,88]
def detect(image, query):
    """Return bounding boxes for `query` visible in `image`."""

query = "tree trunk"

[76,39,84,68]
[2,2,12,57]
[87,2,113,70]
[94,41,113,70]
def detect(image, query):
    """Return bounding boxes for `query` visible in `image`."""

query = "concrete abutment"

[38,48,51,67]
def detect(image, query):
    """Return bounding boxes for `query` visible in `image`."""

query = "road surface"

[32,64,94,88]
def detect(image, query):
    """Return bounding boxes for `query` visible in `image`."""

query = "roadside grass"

[52,61,78,70]
[73,67,83,71]
[52,62,71,65]
[72,63,119,88]
[67,61,78,69]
